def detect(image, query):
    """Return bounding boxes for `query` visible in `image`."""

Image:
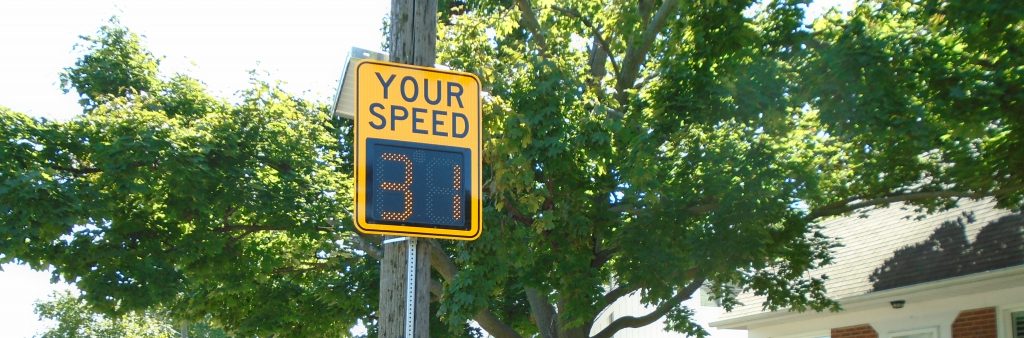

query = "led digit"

[452,164,462,220]
[379,152,413,221]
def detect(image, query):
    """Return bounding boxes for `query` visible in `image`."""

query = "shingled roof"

[718,198,1024,320]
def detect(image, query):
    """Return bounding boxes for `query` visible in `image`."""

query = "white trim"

[1000,303,1024,338]
[773,329,830,338]
[887,327,938,338]
[712,265,1024,329]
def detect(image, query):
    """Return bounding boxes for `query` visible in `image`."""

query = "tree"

[34,290,228,338]
[1,1,1021,338]
[1,23,379,337]
[35,290,175,338]
[429,0,1021,337]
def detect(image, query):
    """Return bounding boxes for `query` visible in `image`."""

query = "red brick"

[833,324,878,338]
[952,307,996,338]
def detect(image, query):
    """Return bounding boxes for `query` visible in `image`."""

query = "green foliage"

[2,1,1022,338]
[805,0,1024,208]
[2,22,374,337]
[35,291,174,338]
[34,290,211,338]
[60,18,161,111]
[432,0,1021,336]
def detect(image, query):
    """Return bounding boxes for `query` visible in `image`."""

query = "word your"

[366,72,471,138]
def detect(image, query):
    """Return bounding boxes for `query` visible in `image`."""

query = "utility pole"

[379,0,436,337]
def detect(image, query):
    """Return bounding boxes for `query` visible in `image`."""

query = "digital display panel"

[365,138,470,230]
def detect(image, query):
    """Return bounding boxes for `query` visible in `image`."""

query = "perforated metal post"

[405,238,417,337]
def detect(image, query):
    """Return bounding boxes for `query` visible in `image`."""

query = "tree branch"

[214,224,289,233]
[429,278,444,300]
[426,240,523,338]
[591,246,617,269]
[516,0,548,56]
[526,287,557,338]
[614,0,680,105]
[348,234,382,260]
[272,260,338,275]
[49,164,102,175]
[590,274,705,338]
[475,308,522,338]
[805,184,1024,220]
[504,200,536,225]
[684,201,718,215]
[49,160,153,176]
[609,200,718,217]
[601,285,637,309]
[550,5,621,77]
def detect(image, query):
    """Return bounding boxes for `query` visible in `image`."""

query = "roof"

[716,198,1024,322]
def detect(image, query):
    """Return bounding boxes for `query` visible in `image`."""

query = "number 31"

[378,152,463,222]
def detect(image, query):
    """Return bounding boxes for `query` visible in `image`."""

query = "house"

[589,285,748,338]
[710,199,1024,338]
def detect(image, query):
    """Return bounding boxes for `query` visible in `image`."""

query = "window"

[1011,310,1024,338]
[1003,305,1024,338]
[888,327,938,338]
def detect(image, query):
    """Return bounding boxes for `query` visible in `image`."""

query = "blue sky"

[0,0,851,336]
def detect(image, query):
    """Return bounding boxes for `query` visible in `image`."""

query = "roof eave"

[710,264,1024,330]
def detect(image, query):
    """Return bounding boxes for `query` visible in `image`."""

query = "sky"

[0,0,389,121]
[0,0,850,336]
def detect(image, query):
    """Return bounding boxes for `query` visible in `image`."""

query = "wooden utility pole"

[379,0,436,337]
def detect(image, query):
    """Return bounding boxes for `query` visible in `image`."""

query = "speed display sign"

[354,60,482,240]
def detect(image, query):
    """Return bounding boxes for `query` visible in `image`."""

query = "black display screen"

[365,138,471,229]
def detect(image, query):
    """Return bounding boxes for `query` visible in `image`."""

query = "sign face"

[354,60,482,240]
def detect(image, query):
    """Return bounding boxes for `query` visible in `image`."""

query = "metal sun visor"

[331,47,387,119]
[331,47,463,119]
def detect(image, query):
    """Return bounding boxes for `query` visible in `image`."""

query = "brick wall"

[832,324,878,338]
[952,307,997,338]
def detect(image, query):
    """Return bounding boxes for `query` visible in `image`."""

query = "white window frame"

[774,329,830,338]
[887,327,939,338]
[1000,304,1024,338]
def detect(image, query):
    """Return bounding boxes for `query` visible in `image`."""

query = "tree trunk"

[179,319,189,338]
[556,306,591,338]
[526,288,557,338]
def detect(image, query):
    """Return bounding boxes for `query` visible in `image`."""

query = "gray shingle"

[720,199,1023,319]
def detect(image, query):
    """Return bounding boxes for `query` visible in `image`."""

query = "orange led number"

[452,164,463,220]
[379,152,413,221]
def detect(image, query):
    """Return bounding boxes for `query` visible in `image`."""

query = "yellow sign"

[354,60,482,240]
